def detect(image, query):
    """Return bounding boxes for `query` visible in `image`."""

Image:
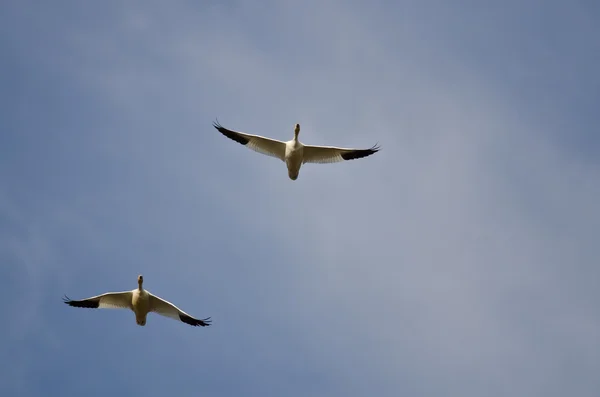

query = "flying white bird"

[63,275,211,327]
[213,120,380,180]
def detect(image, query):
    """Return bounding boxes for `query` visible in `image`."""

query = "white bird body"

[63,275,211,327]
[131,288,150,325]
[213,121,380,180]
[284,139,304,180]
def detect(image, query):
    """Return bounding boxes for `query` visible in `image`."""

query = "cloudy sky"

[1,1,599,396]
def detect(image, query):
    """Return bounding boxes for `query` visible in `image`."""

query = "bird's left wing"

[302,144,381,164]
[148,293,211,327]
[213,120,286,161]
[63,291,133,310]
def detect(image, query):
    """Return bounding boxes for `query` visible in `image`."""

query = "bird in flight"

[213,120,380,180]
[63,275,211,327]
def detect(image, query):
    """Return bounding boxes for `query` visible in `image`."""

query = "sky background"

[1,1,599,396]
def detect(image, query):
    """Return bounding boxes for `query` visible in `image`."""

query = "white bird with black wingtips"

[63,275,211,327]
[213,120,380,180]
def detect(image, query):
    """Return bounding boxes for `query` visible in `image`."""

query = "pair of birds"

[64,121,380,327]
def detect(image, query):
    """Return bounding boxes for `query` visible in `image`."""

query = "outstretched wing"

[148,293,211,327]
[213,120,286,161]
[63,291,133,310]
[303,144,380,164]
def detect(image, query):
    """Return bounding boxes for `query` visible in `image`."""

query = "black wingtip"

[63,295,100,309]
[212,119,250,145]
[179,313,212,327]
[340,144,381,161]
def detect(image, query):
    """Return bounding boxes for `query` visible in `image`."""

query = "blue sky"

[1,1,599,396]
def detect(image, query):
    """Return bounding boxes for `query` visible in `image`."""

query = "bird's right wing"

[63,291,133,310]
[148,293,211,327]
[303,144,381,164]
[213,120,286,161]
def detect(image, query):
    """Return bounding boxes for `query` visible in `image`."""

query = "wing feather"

[148,293,211,327]
[303,144,380,164]
[63,291,133,310]
[213,120,286,161]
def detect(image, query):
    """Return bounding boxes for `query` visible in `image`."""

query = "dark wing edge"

[213,119,250,145]
[340,143,381,161]
[179,313,212,327]
[62,295,100,309]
